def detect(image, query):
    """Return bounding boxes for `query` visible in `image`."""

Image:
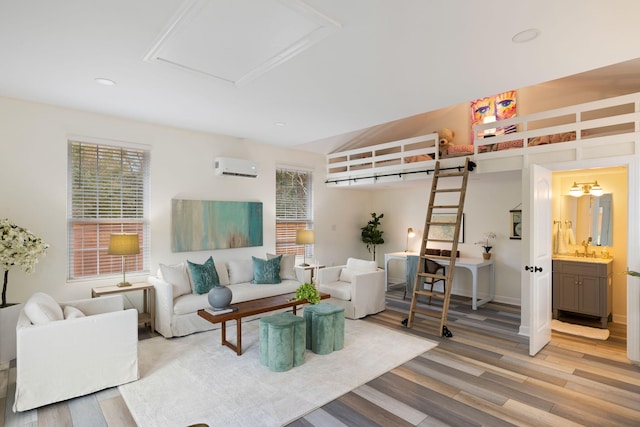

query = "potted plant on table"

[475,231,496,260]
[293,282,320,304]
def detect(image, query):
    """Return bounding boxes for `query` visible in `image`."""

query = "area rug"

[551,319,610,340]
[120,318,436,427]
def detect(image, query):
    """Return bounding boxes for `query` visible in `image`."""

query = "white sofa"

[14,293,138,412]
[317,257,386,319]
[149,255,306,338]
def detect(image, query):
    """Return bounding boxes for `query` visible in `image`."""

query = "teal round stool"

[259,312,306,371]
[303,303,345,355]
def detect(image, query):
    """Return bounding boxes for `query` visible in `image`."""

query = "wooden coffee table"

[197,292,329,356]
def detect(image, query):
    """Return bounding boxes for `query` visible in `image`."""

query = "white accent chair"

[316,258,386,319]
[13,293,139,412]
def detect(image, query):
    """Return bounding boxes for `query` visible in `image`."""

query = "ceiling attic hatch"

[144,0,341,87]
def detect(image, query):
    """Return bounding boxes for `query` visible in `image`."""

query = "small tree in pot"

[361,212,384,261]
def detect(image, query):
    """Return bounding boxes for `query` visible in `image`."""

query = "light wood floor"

[2,288,638,427]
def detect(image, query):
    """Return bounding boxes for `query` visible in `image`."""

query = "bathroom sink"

[552,254,612,264]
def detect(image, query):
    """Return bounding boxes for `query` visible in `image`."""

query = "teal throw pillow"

[252,255,281,284]
[187,256,220,294]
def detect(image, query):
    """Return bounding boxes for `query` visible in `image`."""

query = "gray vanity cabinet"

[552,259,612,328]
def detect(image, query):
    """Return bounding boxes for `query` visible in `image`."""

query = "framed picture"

[428,213,464,243]
[510,209,522,240]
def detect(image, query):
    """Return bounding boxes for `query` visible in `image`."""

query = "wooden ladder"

[402,158,472,337]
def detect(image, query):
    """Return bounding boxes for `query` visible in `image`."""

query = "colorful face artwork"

[470,90,516,144]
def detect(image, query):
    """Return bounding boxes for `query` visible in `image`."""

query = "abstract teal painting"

[171,199,263,252]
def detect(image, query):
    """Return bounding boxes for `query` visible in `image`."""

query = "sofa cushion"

[63,305,86,320]
[215,261,230,286]
[227,259,254,285]
[319,281,352,301]
[339,268,353,283]
[267,253,296,280]
[229,280,301,304]
[24,292,64,324]
[252,255,281,284]
[187,256,220,294]
[159,262,192,297]
[345,258,378,272]
[173,293,209,315]
[339,258,378,283]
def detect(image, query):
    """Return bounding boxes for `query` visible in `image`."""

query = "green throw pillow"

[187,256,220,294]
[252,255,281,284]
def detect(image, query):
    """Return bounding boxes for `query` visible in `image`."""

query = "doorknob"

[535,266,543,272]
[525,266,533,272]
[524,265,543,272]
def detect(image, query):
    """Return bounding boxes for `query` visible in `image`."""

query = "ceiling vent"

[144,0,341,86]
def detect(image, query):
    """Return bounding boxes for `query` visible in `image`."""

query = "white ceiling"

[2,0,640,154]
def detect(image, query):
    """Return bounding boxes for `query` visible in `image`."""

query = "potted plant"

[294,282,320,304]
[475,231,496,260]
[1,219,49,308]
[361,212,384,261]
[0,219,48,363]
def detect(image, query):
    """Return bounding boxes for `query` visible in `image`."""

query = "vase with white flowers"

[0,219,49,308]
[475,232,496,260]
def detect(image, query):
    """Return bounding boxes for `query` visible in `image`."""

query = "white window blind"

[275,167,313,256]
[68,141,150,279]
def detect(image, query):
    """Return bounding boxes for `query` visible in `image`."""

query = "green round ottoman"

[303,303,345,355]
[259,312,306,372]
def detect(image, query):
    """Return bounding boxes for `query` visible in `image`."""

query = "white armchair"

[317,258,386,319]
[13,293,139,412]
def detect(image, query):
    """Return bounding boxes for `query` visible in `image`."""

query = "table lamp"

[405,227,415,252]
[296,229,314,266]
[108,233,139,287]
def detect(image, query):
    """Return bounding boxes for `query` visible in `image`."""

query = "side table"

[91,282,155,332]
[295,264,325,284]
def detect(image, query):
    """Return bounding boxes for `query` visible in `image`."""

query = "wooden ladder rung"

[426,238,454,243]
[414,290,445,299]
[417,273,447,281]
[431,205,460,209]
[433,188,463,193]
[427,221,457,226]
[411,308,442,319]
[435,171,465,178]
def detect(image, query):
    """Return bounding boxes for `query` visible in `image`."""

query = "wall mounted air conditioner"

[214,157,258,178]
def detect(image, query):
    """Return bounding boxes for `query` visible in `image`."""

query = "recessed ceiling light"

[94,77,116,86]
[274,122,286,127]
[512,28,540,43]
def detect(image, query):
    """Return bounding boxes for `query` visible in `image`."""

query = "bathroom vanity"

[552,257,613,328]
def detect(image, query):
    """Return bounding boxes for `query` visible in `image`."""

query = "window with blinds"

[68,141,150,280]
[275,167,312,256]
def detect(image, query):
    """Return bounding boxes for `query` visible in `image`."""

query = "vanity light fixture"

[569,181,603,197]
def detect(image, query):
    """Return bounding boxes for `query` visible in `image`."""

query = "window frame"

[67,138,150,281]
[275,166,313,257]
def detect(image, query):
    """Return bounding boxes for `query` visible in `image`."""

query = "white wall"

[370,170,523,305]
[0,96,370,306]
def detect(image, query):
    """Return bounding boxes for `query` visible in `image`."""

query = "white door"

[529,165,553,356]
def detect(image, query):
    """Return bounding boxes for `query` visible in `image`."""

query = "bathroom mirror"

[562,193,612,246]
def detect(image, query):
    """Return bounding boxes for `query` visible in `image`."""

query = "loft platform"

[325,92,640,188]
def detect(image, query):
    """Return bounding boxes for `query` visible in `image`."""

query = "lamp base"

[117,281,133,287]
[300,263,310,267]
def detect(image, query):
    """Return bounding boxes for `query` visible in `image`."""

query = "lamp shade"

[108,233,140,256]
[407,227,415,238]
[295,229,314,245]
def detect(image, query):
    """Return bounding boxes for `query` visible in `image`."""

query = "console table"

[384,251,494,310]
